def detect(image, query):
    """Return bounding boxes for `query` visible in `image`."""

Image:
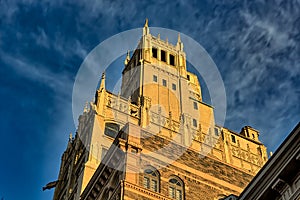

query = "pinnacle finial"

[177,33,181,43]
[99,71,106,90]
[83,101,89,113]
[126,50,130,61]
[176,33,183,51]
[143,18,150,36]
[125,50,130,65]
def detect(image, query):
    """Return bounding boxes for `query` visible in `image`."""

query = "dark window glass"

[193,102,198,110]
[153,75,158,82]
[144,168,159,192]
[104,123,120,138]
[214,128,219,136]
[163,79,167,87]
[187,74,190,80]
[152,48,158,58]
[169,54,175,66]
[231,135,236,143]
[193,119,197,127]
[161,50,166,62]
[172,83,176,90]
[169,178,183,200]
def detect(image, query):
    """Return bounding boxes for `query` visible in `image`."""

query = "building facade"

[238,122,300,200]
[53,20,268,200]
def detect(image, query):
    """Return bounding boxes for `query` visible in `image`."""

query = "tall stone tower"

[53,20,268,200]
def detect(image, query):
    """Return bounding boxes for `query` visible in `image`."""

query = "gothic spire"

[177,33,183,51]
[177,33,181,43]
[143,18,150,36]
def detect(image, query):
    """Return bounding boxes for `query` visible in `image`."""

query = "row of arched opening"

[143,167,184,200]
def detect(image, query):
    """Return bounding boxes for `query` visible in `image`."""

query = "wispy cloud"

[0,1,299,199]
[1,0,298,147]
[213,2,300,151]
[31,27,50,49]
[1,50,73,98]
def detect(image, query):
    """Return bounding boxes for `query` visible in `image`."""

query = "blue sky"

[0,0,299,199]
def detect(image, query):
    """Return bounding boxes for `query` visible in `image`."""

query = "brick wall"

[133,133,254,200]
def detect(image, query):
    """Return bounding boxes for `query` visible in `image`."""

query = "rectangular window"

[193,119,197,127]
[152,48,158,58]
[169,54,175,66]
[214,127,219,136]
[176,190,182,200]
[151,179,157,192]
[104,123,120,138]
[161,50,166,62]
[144,177,150,189]
[162,79,167,87]
[231,135,236,143]
[153,75,158,82]
[187,74,190,80]
[172,83,176,90]
[169,187,175,198]
[193,102,198,110]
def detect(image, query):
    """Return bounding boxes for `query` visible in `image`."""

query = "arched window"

[104,123,119,138]
[169,177,184,200]
[143,167,159,192]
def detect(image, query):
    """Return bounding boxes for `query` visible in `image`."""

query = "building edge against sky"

[238,122,300,200]
[51,20,269,200]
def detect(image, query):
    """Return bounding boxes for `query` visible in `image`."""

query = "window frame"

[168,176,184,200]
[153,75,158,82]
[192,119,197,127]
[214,127,219,137]
[231,135,236,143]
[104,122,120,138]
[172,83,176,91]
[162,79,167,87]
[143,167,160,193]
[152,47,158,58]
[193,102,198,110]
